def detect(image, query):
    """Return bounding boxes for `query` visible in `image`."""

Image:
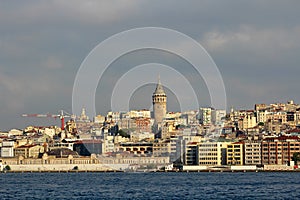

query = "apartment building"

[197,142,229,166]
[227,142,244,165]
[244,140,261,165]
[262,136,300,165]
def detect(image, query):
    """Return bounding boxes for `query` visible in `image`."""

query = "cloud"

[201,25,300,59]
[1,1,300,130]
[0,0,140,26]
[43,56,63,69]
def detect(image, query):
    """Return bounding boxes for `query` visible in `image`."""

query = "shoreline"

[1,169,300,173]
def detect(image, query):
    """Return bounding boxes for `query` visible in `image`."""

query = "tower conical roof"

[153,76,166,95]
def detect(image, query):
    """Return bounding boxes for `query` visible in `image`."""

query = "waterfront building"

[169,135,186,163]
[184,142,198,165]
[14,144,44,159]
[99,153,170,166]
[262,136,300,165]
[153,140,171,157]
[227,142,244,165]
[102,136,115,153]
[118,142,153,155]
[1,153,100,166]
[197,142,229,166]
[244,140,262,165]
[0,141,14,157]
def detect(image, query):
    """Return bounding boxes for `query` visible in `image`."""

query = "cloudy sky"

[1,1,300,130]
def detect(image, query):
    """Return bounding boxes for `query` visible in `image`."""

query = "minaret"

[152,76,167,130]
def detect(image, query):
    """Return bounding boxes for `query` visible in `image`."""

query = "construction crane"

[22,110,73,131]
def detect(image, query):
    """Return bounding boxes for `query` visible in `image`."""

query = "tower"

[152,76,167,130]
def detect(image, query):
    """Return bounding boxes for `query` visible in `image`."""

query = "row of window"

[199,153,218,156]
[263,148,300,151]
[199,157,218,160]
[199,162,218,165]
[228,149,241,152]
[245,152,260,155]
[198,149,218,151]
[245,156,260,160]
[263,143,300,147]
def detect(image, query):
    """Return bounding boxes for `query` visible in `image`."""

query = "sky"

[1,0,300,131]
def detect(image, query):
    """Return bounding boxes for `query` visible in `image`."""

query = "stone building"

[152,77,167,132]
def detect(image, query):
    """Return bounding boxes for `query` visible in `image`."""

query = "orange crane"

[22,110,73,131]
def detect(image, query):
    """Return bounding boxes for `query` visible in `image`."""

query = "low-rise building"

[1,141,14,157]
[118,142,153,155]
[14,144,43,159]
[99,153,169,166]
[153,140,171,157]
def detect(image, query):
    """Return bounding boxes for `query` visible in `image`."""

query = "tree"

[118,129,130,138]
[4,165,11,171]
[258,122,264,126]
[292,152,300,165]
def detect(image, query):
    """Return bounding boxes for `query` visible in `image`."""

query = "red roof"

[16,144,36,149]
[232,141,244,144]
[187,142,198,145]
[286,129,300,134]
[263,135,300,141]
[74,140,102,144]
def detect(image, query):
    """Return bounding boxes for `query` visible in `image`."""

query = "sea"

[0,172,299,199]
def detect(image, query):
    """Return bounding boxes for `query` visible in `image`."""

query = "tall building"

[244,140,262,165]
[212,109,226,125]
[152,77,167,130]
[262,136,300,165]
[199,107,212,125]
[227,142,244,165]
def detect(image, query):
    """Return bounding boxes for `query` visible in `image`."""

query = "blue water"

[0,172,299,199]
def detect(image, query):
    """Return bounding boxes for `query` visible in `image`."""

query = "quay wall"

[264,165,293,171]
[7,164,114,172]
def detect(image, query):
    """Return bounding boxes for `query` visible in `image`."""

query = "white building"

[1,141,14,157]
[107,112,121,122]
[212,109,226,125]
[197,142,229,166]
[8,129,23,136]
[199,107,212,125]
[130,132,154,142]
[94,114,106,124]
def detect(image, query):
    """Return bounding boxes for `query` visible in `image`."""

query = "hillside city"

[1,79,300,172]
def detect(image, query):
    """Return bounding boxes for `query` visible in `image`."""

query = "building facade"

[152,77,167,131]
[244,140,261,165]
[262,136,300,165]
[227,142,244,165]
